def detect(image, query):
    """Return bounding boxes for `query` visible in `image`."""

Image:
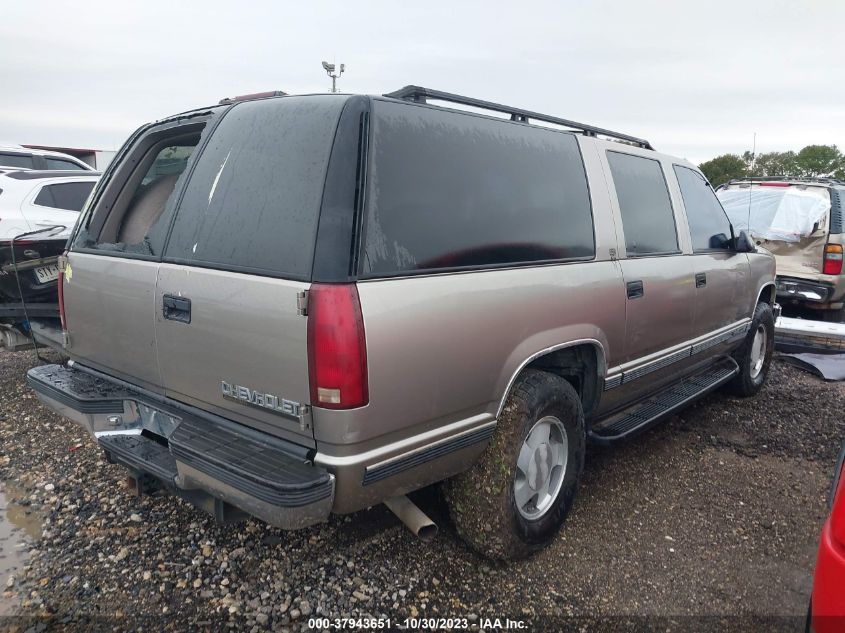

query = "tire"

[443,369,585,560]
[727,301,775,397]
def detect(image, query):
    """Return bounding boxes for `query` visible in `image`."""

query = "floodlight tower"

[321,60,346,93]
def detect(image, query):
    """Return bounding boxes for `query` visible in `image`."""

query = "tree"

[752,151,798,177]
[699,154,748,187]
[795,145,843,177]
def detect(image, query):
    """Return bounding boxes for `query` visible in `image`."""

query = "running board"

[589,358,739,444]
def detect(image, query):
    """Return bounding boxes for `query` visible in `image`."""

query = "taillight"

[307,284,368,409]
[823,244,843,275]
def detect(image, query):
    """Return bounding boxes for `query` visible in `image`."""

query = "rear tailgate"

[155,266,313,445]
[151,95,351,448]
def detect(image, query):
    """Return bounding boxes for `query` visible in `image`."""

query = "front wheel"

[443,370,585,560]
[727,301,775,397]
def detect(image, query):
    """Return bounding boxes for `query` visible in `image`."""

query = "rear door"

[64,117,212,391]
[154,96,347,444]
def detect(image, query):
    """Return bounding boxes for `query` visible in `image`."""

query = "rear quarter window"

[34,181,95,211]
[164,96,347,279]
[361,100,595,276]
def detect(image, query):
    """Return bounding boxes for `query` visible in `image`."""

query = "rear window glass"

[165,96,346,279]
[361,100,594,276]
[45,157,86,170]
[0,153,35,169]
[34,181,95,211]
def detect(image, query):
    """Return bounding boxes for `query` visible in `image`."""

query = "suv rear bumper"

[776,275,834,303]
[27,363,334,529]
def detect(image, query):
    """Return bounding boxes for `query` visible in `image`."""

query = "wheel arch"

[757,282,776,305]
[496,340,606,420]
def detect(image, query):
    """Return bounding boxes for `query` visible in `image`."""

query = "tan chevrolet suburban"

[27,86,777,560]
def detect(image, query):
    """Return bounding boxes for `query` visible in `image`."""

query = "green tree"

[795,144,843,177]
[699,154,748,187]
[752,151,799,177]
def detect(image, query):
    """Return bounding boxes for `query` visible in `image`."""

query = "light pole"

[321,61,345,93]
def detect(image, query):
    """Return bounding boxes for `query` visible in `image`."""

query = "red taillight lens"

[823,244,843,275]
[307,284,368,409]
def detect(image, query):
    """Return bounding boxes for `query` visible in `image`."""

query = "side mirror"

[733,230,756,253]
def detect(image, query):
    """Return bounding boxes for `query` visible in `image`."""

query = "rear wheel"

[728,302,775,397]
[443,370,585,560]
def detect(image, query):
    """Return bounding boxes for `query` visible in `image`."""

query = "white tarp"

[717,188,831,242]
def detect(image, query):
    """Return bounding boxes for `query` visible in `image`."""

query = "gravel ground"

[0,350,842,632]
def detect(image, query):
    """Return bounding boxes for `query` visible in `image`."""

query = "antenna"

[747,132,757,237]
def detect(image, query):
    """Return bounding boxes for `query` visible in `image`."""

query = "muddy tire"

[728,302,775,397]
[443,369,585,560]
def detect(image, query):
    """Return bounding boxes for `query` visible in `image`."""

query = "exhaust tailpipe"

[384,495,438,541]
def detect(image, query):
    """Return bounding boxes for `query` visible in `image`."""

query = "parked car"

[0,170,99,302]
[808,439,845,632]
[27,87,776,560]
[717,178,845,321]
[0,145,95,171]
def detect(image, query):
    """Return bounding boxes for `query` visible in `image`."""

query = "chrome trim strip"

[604,320,750,390]
[314,413,495,469]
[603,374,623,391]
[362,421,497,485]
[623,347,690,383]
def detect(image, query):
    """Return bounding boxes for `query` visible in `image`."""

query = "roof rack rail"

[725,176,845,186]
[384,85,653,150]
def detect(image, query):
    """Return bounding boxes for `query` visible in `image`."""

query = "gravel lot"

[0,349,842,632]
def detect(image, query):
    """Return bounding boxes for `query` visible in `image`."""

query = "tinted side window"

[362,101,594,275]
[34,186,56,207]
[165,96,346,279]
[45,157,86,170]
[35,182,94,211]
[607,151,678,256]
[0,153,35,169]
[674,165,732,251]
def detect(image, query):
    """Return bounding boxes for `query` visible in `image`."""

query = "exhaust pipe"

[384,495,438,541]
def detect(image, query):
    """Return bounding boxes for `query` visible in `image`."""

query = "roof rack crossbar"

[384,85,653,150]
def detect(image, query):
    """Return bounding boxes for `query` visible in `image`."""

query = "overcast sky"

[1,0,842,164]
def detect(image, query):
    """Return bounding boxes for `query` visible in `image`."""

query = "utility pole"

[321,61,345,93]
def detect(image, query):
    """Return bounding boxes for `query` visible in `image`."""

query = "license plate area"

[34,264,59,284]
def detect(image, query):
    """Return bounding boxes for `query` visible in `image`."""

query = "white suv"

[0,170,99,304]
[0,145,94,171]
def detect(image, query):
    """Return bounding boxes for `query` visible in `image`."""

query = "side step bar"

[589,358,739,444]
